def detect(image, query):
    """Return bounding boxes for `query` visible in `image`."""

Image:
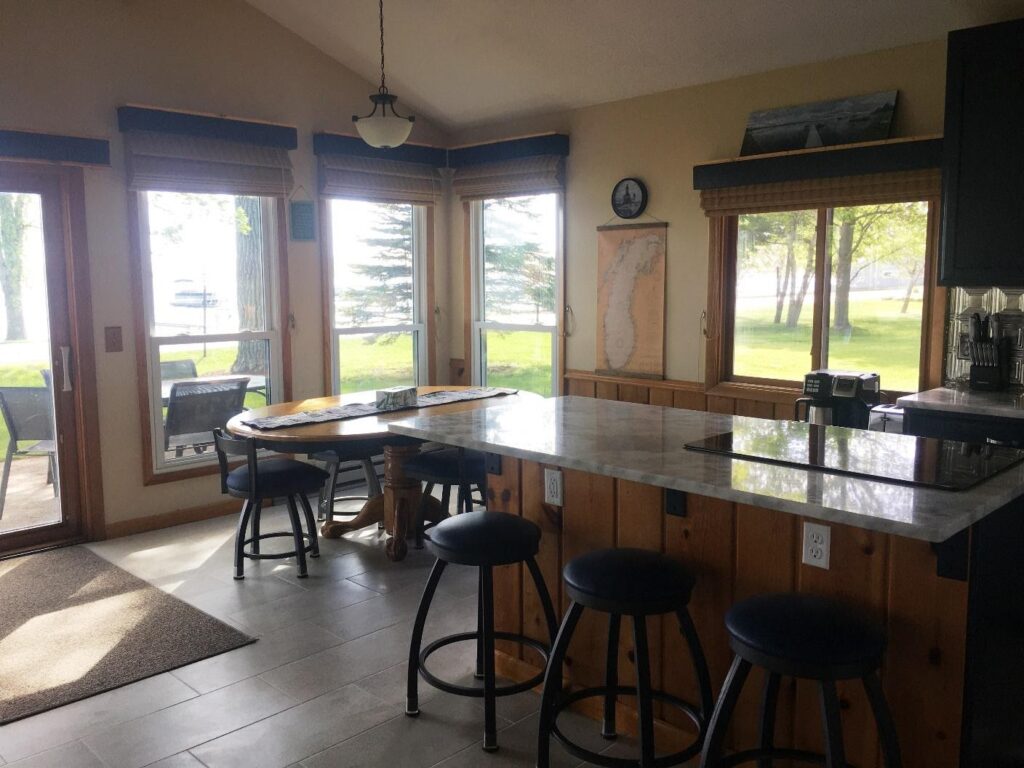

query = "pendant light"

[353,0,415,149]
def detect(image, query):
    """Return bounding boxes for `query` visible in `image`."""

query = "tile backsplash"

[945,286,1024,387]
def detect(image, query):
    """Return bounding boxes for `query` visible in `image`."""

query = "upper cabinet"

[940,18,1024,286]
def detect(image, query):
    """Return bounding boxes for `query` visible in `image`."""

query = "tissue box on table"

[375,385,417,410]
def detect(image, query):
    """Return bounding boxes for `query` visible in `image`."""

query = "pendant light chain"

[378,0,387,93]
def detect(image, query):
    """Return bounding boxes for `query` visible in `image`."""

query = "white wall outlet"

[544,468,563,506]
[802,522,831,570]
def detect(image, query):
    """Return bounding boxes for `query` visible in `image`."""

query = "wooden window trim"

[129,193,292,487]
[705,191,946,403]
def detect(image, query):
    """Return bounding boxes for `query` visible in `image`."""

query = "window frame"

[468,193,564,396]
[129,191,291,484]
[322,199,433,395]
[707,195,944,401]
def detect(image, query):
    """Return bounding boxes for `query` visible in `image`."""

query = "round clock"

[611,177,648,219]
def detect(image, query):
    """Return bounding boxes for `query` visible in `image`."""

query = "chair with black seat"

[698,592,901,768]
[165,378,248,457]
[537,547,714,768]
[407,510,559,752]
[0,387,58,520]
[213,428,327,579]
[402,446,487,547]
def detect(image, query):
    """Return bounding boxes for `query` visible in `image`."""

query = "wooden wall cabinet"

[940,18,1024,286]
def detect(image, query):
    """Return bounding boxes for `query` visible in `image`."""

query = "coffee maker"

[794,370,881,428]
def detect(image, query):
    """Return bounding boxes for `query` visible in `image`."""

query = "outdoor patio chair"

[164,377,249,457]
[0,386,58,520]
[159,358,199,381]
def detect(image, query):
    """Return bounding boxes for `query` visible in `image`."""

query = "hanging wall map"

[595,222,667,378]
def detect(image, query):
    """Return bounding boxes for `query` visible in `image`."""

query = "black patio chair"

[164,377,249,457]
[160,359,198,381]
[0,387,57,520]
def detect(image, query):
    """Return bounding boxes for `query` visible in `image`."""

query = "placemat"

[239,387,518,430]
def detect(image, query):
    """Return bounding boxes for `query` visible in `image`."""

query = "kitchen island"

[390,396,1024,768]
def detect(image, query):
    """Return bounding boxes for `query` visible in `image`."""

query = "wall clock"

[611,177,648,219]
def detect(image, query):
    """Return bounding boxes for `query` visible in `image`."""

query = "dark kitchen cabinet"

[939,18,1024,286]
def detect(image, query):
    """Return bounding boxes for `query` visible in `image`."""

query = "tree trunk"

[774,221,797,325]
[786,240,816,328]
[231,197,267,374]
[0,195,28,341]
[901,263,922,313]
[831,219,855,331]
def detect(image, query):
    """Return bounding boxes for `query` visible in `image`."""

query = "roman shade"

[451,155,565,200]
[123,130,294,197]
[318,154,442,204]
[699,168,941,216]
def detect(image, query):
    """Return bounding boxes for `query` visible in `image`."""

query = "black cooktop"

[684,421,1024,491]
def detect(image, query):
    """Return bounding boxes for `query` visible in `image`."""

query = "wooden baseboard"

[104,499,238,539]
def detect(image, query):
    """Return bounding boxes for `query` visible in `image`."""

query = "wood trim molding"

[565,369,703,392]
[319,197,333,395]
[276,199,293,402]
[462,200,473,381]
[104,499,238,539]
[425,207,437,384]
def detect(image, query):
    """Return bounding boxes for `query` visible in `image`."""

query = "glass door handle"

[60,346,73,392]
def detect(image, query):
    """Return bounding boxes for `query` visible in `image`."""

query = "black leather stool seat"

[403,447,486,484]
[726,593,886,679]
[426,510,540,566]
[226,458,328,498]
[564,547,696,615]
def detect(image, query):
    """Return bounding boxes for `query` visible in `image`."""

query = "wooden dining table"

[225,386,535,561]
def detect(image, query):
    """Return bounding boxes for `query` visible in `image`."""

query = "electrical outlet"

[802,522,831,569]
[544,468,563,506]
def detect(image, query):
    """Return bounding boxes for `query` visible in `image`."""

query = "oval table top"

[226,385,538,446]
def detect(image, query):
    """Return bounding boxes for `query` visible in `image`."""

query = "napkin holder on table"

[375,386,418,410]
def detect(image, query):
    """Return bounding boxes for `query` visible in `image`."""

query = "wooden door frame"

[0,161,104,555]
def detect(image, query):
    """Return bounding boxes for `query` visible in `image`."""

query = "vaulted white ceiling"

[246,0,1024,130]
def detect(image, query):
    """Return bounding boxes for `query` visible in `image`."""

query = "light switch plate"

[544,468,563,506]
[802,522,831,569]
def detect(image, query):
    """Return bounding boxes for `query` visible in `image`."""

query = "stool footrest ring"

[419,631,549,698]
[549,685,705,768]
[716,747,833,767]
[243,531,316,561]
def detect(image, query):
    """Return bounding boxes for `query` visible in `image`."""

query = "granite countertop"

[389,396,1024,543]
[897,387,1024,419]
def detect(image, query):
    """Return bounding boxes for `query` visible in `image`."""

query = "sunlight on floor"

[0,588,151,694]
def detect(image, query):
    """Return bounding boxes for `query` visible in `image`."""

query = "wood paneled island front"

[389,397,1024,767]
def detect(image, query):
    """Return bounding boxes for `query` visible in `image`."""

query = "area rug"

[0,546,254,724]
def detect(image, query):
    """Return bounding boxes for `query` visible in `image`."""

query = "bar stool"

[537,548,714,768]
[699,593,902,767]
[402,447,487,547]
[213,429,327,579]
[407,510,558,752]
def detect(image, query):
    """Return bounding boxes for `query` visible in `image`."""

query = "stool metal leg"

[633,615,657,768]
[819,679,847,768]
[414,482,433,550]
[524,557,559,643]
[677,607,714,727]
[757,672,781,768]
[602,612,621,739]
[285,495,308,578]
[233,500,253,580]
[475,568,485,679]
[407,558,447,716]
[298,493,319,558]
[251,499,262,555]
[319,457,339,521]
[537,601,584,768]
[863,672,902,767]
[698,655,752,768]
[480,565,498,751]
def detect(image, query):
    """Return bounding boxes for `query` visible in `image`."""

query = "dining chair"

[164,378,248,457]
[213,428,327,579]
[0,387,58,520]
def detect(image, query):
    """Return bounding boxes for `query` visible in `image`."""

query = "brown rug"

[0,546,254,724]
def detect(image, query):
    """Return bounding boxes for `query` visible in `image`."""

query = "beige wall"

[0,0,450,525]
[448,41,947,382]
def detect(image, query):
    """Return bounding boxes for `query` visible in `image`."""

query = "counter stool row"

[407,508,903,768]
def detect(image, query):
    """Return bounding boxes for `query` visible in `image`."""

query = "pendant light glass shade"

[353,0,415,149]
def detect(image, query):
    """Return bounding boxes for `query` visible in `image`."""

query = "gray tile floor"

[0,497,627,768]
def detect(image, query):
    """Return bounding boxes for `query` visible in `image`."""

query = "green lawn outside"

[734,295,923,392]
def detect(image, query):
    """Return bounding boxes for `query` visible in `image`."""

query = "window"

[328,199,427,393]
[729,201,931,393]
[139,191,283,471]
[471,193,561,396]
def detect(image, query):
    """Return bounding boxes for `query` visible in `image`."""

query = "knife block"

[969,336,1011,391]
